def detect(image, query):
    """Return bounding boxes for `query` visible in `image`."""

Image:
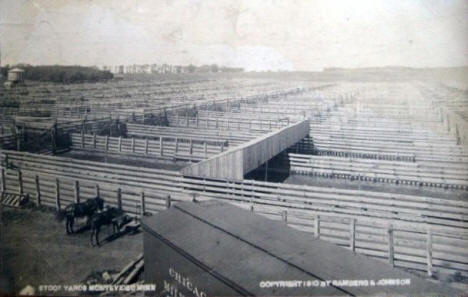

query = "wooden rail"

[0,134,18,149]
[0,150,186,202]
[126,123,254,147]
[0,168,176,216]
[182,176,468,277]
[289,153,468,190]
[70,133,226,161]
[167,115,286,132]
[181,177,468,229]
[290,136,417,162]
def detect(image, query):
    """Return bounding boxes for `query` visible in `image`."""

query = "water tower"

[4,67,25,88]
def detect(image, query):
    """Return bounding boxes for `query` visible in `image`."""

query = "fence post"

[74,180,80,203]
[131,137,135,153]
[175,137,179,153]
[15,127,20,151]
[426,228,433,277]
[350,218,356,252]
[189,138,193,155]
[105,135,109,151]
[196,114,199,127]
[93,133,97,149]
[216,118,219,129]
[17,170,23,196]
[282,210,288,222]
[118,136,122,152]
[144,138,149,155]
[140,191,146,216]
[1,168,5,193]
[160,137,163,156]
[250,179,255,211]
[51,121,57,155]
[81,130,85,148]
[204,142,207,158]
[388,224,394,267]
[166,195,171,209]
[117,188,122,210]
[35,175,41,206]
[314,215,320,239]
[95,184,100,198]
[55,178,61,210]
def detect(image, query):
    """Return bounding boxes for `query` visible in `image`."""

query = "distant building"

[4,67,25,88]
[8,67,25,82]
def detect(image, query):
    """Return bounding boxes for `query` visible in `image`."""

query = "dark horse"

[89,207,127,246]
[57,197,104,234]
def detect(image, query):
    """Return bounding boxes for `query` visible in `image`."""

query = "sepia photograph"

[0,0,467,296]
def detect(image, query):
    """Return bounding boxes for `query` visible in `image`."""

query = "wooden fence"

[167,114,288,132]
[0,168,175,215]
[182,176,468,277]
[289,153,468,190]
[0,150,187,205]
[289,136,417,161]
[1,149,467,278]
[70,133,227,161]
[0,134,18,150]
[126,123,253,147]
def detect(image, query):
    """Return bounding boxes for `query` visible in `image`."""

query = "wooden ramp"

[1,192,27,208]
[182,120,309,180]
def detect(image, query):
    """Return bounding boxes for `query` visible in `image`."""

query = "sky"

[0,0,467,71]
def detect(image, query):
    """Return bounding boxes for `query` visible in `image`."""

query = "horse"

[57,196,104,234]
[89,207,126,246]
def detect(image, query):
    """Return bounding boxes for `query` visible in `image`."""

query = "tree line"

[1,65,113,83]
[187,64,244,73]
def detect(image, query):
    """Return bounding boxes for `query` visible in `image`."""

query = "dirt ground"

[0,207,143,296]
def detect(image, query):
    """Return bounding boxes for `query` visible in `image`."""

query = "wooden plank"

[17,170,23,196]
[55,178,61,210]
[35,174,41,206]
[350,218,355,251]
[388,225,394,266]
[427,228,433,277]
[74,180,80,203]
[140,191,145,216]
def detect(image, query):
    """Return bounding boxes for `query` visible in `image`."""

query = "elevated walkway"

[181,120,309,180]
